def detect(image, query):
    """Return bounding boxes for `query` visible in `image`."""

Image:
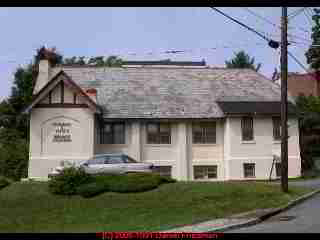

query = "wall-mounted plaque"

[52,122,72,142]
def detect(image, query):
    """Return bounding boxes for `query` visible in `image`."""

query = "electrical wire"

[288,51,310,73]
[0,42,270,64]
[288,7,307,20]
[210,7,271,43]
[303,8,313,26]
[288,51,318,83]
[242,8,279,28]
[242,7,311,40]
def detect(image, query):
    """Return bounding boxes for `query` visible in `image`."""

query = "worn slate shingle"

[50,66,284,119]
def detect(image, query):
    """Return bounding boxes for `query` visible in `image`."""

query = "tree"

[0,46,62,180]
[225,50,262,72]
[295,94,320,174]
[305,8,320,70]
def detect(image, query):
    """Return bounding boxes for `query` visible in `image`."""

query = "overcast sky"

[0,7,314,100]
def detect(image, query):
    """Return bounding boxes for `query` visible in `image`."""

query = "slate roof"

[49,66,287,119]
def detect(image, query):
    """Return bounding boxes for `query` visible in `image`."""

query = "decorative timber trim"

[34,103,88,108]
[60,81,64,104]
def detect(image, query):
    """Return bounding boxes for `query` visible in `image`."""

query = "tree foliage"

[64,55,122,67]
[225,50,262,72]
[295,94,320,171]
[305,8,320,70]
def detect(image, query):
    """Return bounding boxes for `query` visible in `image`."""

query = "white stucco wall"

[29,112,301,181]
[28,107,95,179]
[191,120,225,180]
[225,117,301,180]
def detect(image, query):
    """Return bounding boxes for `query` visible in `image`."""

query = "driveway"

[287,178,320,189]
[227,178,320,233]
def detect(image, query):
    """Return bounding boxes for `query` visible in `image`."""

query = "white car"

[49,154,155,177]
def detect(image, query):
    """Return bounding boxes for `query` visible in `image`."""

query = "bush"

[0,129,28,181]
[0,176,10,190]
[48,167,92,195]
[107,173,160,193]
[77,181,109,198]
[77,173,177,198]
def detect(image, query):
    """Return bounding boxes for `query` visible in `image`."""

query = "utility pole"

[281,7,289,193]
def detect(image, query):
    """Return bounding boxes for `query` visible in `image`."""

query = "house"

[275,71,320,98]
[24,57,301,181]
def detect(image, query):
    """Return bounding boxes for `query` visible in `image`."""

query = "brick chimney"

[86,88,97,103]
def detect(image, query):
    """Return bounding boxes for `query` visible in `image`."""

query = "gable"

[23,71,101,114]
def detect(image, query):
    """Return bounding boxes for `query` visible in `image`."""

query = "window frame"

[100,122,125,144]
[272,116,281,141]
[146,122,171,144]
[192,122,217,144]
[243,163,255,178]
[241,117,254,142]
[193,165,218,180]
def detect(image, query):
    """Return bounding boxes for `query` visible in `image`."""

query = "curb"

[209,188,320,232]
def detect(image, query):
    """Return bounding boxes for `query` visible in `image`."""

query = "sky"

[0,7,314,100]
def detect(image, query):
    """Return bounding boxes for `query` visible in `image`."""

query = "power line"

[303,8,313,25]
[288,51,309,73]
[0,42,271,64]
[210,7,279,49]
[306,8,314,22]
[243,7,311,37]
[287,51,318,82]
[242,8,279,28]
[288,7,307,20]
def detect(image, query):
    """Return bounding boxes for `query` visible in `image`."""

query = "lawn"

[0,181,311,232]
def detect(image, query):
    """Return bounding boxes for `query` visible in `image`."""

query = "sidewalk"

[160,189,320,233]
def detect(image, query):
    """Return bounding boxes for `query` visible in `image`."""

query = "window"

[192,122,216,144]
[241,117,254,141]
[100,122,125,144]
[107,155,124,164]
[273,117,281,141]
[147,123,171,144]
[154,166,172,178]
[276,162,282,177]
[194,166,218,180]
[243,163,255,178]
[88,156,107,165]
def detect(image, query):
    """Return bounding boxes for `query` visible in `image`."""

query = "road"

[227,179,320,233]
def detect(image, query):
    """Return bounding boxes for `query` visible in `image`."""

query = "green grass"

[0,181,310,232]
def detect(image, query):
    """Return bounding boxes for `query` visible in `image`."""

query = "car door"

[86,156,106,174]
[123,155,151,173]
[106,155,126,174]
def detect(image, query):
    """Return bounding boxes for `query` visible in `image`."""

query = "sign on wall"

[52,122,72,142]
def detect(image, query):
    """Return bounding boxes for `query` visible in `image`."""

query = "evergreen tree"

[225,50,262,72]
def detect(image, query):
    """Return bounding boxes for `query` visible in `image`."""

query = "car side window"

[89,156,106,165]
[108,155,124,164]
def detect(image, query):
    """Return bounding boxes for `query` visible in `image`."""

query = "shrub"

[0,176,10,190]
[0,128,28,181]
[48,167,92,195]
[157,175,177,184]
[77,181,109,198]
[107,173,160,193]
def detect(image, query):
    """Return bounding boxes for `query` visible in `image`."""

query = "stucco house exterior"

[24,58,301,181]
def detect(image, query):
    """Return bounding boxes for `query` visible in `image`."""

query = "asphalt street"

[227,179,320,233]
